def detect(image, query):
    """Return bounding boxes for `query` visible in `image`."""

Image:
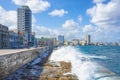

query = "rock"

[6,56,78,80]
[39,61,78,80]
[46,77,57,80]
[58,76,69,80]
[60,61,71,73]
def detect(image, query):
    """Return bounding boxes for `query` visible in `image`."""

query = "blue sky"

[0,0,120,42]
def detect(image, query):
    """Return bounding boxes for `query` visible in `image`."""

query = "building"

[8,30,18,48]
[17,31,28,48]
[58,35,64,46]
[31,32,35,47]
[64,40,69,46]
[34,38,38,47]
[51,38,57,47]
[0,24,9,49]
[69,42,73,46]
[37,37,47,47]
[17,5,32,46]
[37,37,57,47]
[86,35,91,45]
[46,38,53,47]
[23,31,28,47]
[80,40,86,46]
[72,39,79,46]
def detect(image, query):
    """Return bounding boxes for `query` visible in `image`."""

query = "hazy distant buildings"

[52,38,57,47]
[58,35,64,46]
[17,5,32,47]
[0,24,9,49]
[46,38,58,47]
[37,37,58,47]
[72,39,79,46]
[86,35,91,45]
[80,40,86,46]
[64,40,69,46]
[69,42,73,46]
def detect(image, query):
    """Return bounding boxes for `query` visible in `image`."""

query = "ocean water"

[77,46,120,75]
[50,46,120,80]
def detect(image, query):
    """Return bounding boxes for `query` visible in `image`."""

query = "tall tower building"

[17,5,32,44]
[86,34,91,45]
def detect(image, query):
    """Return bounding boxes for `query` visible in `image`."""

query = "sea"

[50,46,120,80]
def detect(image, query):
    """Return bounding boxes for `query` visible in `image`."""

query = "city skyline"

[0,0,120,42]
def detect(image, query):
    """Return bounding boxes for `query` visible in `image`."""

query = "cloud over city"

[0,0,120,42]
[84,0,120,41]
[0,6,17,30]
[62,19,79,30]
[87,0,120,29]
[12,0,50,13]
[48,9,68,17]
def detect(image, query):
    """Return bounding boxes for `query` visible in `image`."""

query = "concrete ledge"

[0,47,50,79]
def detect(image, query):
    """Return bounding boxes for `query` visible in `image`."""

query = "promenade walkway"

[0,47,39,56]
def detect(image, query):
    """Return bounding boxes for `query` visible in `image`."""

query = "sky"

[0,0,120,42]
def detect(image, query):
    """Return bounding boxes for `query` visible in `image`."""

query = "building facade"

[64,40,69,46]
[0,24,9,49]
[23,31,28,47]
[8,30,18,48]
[58,35,64,46]
[51,38,57,47]
[37,37,47,47]
[86,35,91,45]
[17,5,32,47]
[31,32,35,47]
[72,39,79,46]
[80,40,86,46]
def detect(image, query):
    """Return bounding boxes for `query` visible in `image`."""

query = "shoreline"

[5,48,78,80]
[4,46,120,80]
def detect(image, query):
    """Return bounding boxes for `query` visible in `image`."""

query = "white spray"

[49,46,97,80]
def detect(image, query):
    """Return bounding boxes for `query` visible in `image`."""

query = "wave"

[88,55,108,59]
[49,46,97,80]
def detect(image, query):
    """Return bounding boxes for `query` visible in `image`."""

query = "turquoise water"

[76,46,120,75]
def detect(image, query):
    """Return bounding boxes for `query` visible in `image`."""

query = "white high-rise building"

[17,6,32,44]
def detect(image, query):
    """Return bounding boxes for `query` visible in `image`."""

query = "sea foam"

[49,46,97,80]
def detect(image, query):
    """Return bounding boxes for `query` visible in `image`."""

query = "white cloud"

[32,15,36,24]
[86,0,120,41]
[61,19,85,40]
[0,6,17,30]
[93,0,105,3]
[32,19,83,40]
[12,0,27,5]
[78,15,82,23]
[48,9,68,17]
[83,24,97,32]
[87,0,120,28]
[32,25,60,38]
[62,19,79,30]
[12,0,50,13]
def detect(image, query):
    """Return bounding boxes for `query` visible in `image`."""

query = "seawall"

[0,47,51,79]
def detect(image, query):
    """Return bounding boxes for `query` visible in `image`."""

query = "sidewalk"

[0,47,37,56]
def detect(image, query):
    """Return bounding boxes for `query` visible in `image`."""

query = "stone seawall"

[0,47,51,79]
